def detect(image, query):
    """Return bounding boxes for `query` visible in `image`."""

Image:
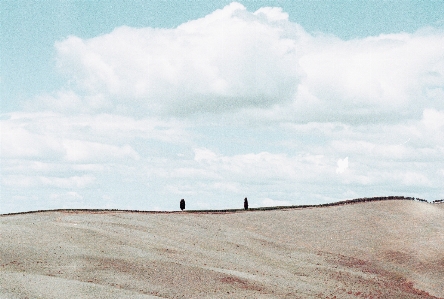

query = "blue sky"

[1,1,444,213]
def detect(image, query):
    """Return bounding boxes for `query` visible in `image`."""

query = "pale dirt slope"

[1,200,443,298]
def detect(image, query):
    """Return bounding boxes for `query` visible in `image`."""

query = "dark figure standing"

[244,197,248,210]
[180,199,185,211]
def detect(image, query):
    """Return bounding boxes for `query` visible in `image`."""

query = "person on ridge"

[244,197,248,210]
[180,199,185,211]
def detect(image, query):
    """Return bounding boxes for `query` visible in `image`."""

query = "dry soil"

[1,200,443,298]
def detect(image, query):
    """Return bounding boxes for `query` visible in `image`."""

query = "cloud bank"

[54,3,302,116]
[48,2,444,123]
[2,3,444,213]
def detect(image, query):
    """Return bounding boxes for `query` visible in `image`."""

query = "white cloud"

[3,3,444,213]
[27,90,109,113]
[422,109,444,130]
[194,148,218,162]
[254,7,289,22]
[44,3,443,123]
[190,148,339,188]
[1,119,139,163]
[336,157,349,174]
[1,112,188,163]
[1,117,64,159]
[62,140,139,162]
[53,3,303,116]
[296,31,444,121]
[3,174,96,189]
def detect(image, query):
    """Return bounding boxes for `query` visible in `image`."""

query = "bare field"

[1,200,443,298]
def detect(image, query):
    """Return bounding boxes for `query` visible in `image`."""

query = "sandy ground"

[1,200,443,298]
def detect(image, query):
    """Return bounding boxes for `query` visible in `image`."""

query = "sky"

[1,0,444,213]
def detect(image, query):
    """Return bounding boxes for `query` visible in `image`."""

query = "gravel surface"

[1,200,443,298]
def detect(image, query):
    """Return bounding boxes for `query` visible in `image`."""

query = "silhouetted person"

[244,197,248,210]
[180,199,185,211]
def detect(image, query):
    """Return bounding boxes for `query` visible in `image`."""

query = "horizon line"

[2,195,440,217]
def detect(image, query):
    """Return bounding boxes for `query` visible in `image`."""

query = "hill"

[1,199,443,298]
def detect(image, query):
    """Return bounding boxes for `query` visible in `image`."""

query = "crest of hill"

[0,195,437,216]
[1,197,443,298]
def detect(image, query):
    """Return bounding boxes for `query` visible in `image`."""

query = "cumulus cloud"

[45,2,444,124]
[54,2,302,116]
[295,30,444,122]
[3,3,444,213]
[336,157,349,174]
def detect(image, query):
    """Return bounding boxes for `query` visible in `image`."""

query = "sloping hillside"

[1,200,443,298]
